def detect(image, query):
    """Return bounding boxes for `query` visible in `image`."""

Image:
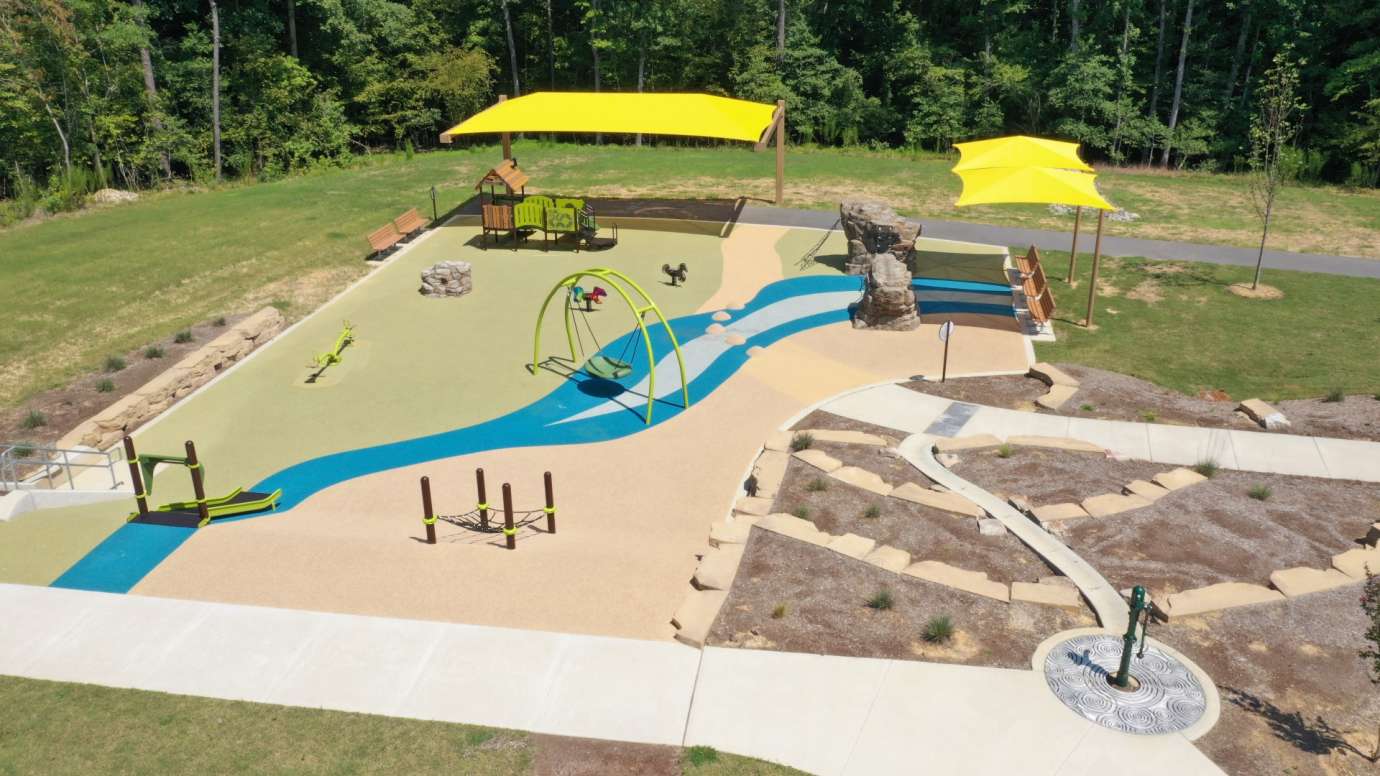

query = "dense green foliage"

[2,0,1379,219]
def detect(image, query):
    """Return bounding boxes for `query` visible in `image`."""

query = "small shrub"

[866,588,894,610]
[863,503,881,519]
[143,345,165,359]
[923,614,955,643]
[790,505,812,521]
[213,316,227,327]
[270,298,293,312]
[174,330,193,343]
[104,355,126,372]
[685,746,719,767]
[1247,485,1272,501]
[1080,403,1095,411]
[771,603,788,619]
[995,443,1014,459]
[1322,388,1345,403]
[21,410,46,429]
[806,476,829,492]
[1374,392,1380,401]
[1192,459,1219,479]
[96,378,115,393]
[1139,410,1158,423]
[11,445,35,459]
[790,432,815,452]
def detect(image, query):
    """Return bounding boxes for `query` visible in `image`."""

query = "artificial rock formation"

[419,260,473,298]
[841,200,922,331]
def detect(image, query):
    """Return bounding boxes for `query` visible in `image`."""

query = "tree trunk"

[287,0,298,58]
[132,0,173,179]
[500,0,520,97]
[776,0,786,62]
[1148,0,1168,117]
[210,0,221,181]
[1161,0,1193,167]
[1224,3,1250,102]
[1111,2,1132,160]
[1252,192,1272,289]
[635,32,646,147]
[590,0,601,145]
[45,105,72,176]
[1069,0,1080,51]
[1237,26,1259,110]
[545,0,554,89]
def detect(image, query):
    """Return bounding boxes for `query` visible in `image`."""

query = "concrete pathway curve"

[0,583,1222,776]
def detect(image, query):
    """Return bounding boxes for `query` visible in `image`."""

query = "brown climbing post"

[476,467,489,530]
[123,436,148,517]
[184,441,210,527]
[544,471,556,534]
[502,483,516,550]
[421,476,436,545]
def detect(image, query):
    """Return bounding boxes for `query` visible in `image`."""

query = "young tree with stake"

[1246,53,1304,291]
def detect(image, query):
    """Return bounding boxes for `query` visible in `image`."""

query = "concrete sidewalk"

[0,583,1221,775]
[821,383,1380,482]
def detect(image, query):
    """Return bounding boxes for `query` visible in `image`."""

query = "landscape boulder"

[419,260,473,298]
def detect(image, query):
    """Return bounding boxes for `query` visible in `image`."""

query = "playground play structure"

[531,268,690,423]
[477,160,617,252]
[121,436,281,528]
[419,468,555,550]
[307,322,354,382]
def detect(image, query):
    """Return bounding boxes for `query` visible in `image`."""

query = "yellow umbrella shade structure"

[952,135,1094,173]
[953,166,1113,211]
[440,92,778,144]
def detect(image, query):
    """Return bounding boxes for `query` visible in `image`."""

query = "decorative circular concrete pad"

[1043,633,1207,735]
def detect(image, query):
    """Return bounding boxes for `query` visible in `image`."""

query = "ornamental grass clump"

[790,432,815,452]
[923,615,954,643]
[866,588,894,611]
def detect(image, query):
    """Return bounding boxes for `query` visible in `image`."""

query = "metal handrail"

[0,442,121,491]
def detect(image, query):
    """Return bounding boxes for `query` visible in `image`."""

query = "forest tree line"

[2,0,1379,215]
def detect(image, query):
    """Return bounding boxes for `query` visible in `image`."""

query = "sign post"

[938,320,955,383]
[429,185,438,223]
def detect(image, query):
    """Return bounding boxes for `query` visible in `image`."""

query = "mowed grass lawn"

[1,139,1377,409]
[0,675,802,775]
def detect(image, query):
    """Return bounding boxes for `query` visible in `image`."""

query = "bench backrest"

[394,207,426,233]
[482,204,514,230]
[513,202,545,230]
[367,224,401,251]
[1027,285,1056,323]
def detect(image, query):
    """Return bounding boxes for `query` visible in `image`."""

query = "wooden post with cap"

[543,471,556,534]
[502,483,516,550]
[1084,208,1107,327]
[476,467,489,530]
[420,476,436,544]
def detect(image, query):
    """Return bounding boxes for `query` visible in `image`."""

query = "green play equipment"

[511,196,606,251]
[122,436,281,528]
[309,321,354,375]
[531,268,690,424]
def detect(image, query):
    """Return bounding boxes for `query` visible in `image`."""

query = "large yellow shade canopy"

[440,92,779,144]
[952,135,1094,173]
[953,166,1114,210]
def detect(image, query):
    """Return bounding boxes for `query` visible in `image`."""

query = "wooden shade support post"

[476,467,489,530]
[123,436,148,517]
[543,471,556,534]
[1084,209,1107,327]
[498,94,511,160]
[502,483,516,550]
[184,441,210,527]
[1066,206,1082,283]
[420,476,436,545]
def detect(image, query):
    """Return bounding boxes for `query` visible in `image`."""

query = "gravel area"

[949,445,1167,505]
[789,409,905,440]
[1155,586,1380,776]
[708,529,1094,669]
[902,363,1380,441]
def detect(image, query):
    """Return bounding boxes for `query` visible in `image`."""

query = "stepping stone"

[1008,435,1104,453]
[826,533,877,560]
[795,429,889,446]
[890,482,984,517]
[708,515,760,547]
[1238,398,1291,431]
[1036,384,1079,411]
[706,323,726,334]
[1269,567,1356,597]
[862,545,911,573]
[829,466,893,496]
[1332,547,1380,579]
[724,333,747,346]
[693,545,746,591]
[1124,479,1171,502]
[1163,582,1285,620]
[1363,522,1380,548]
[727,301,745,311]
[764,431,794,453]
[1153,468,1208,491]
[1080,492,1152,518]
[747,346,765,357]
[793,449,842,473]
[1030,362,1079,387]
[1029,503,1088,525]
[977,518,1008,536]
[733,496,774,517]
[1011,581,1082,608]
[934,434,1003,453]
[902,561,1009,602]
[672,589,728,648]
[756,513,830,546]
[751,450,791,499]
[712,311,732,322]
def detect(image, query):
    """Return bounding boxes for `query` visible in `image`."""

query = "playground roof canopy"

[952,135,1094,173]
[953,165,1114,210]
[440,92,779,144]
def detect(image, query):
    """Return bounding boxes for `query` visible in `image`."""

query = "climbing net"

[427,504,554,536]
[795,217,841,271]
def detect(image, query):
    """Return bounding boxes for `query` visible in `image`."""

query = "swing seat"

[584,355,632,380]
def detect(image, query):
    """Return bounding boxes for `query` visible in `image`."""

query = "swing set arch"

[531,268,690,424]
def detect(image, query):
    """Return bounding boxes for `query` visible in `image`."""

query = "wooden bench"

[366,224,403,258]
[1016,244,1042,277]
[1016,246,1056,324]
[393,207,427,239]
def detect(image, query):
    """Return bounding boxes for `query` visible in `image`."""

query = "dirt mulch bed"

[0,313,250,451]
[1155,587,1380,776]
[708,530,1094,670]
[948,445,1167,506]
[901,363,1380,442]
[788,409,906,441]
